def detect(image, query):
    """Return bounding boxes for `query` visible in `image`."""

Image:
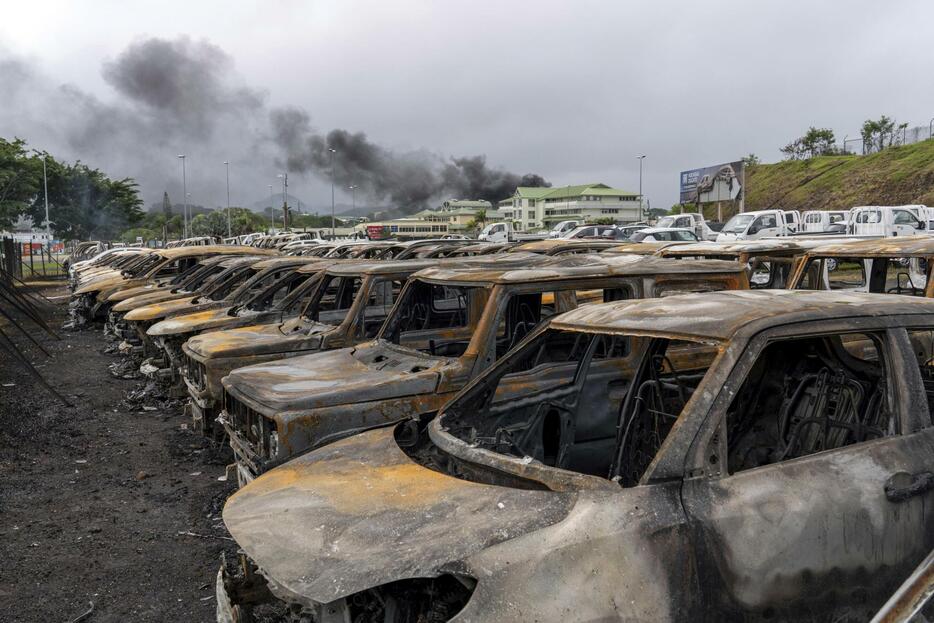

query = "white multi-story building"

[497,183,642,232]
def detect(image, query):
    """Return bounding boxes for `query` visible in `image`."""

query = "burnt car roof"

[601,242,675,255]
[659,239,807,256]
[509,239,622,253]
[248,256,320,270]
[802,235,934,257]
[325,258,455,277]
[216,255,269,268]
[551,289,934,341]
[154,245,273,259]
[414,254,744,285]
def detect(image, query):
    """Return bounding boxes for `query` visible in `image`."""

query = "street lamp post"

[329,148,337,239]
[42,155,50,238]
[177,155,187,238]
[268,184,275,233]
[277,173,288,229]
[636,155,646,218]
[224,161,231,238]
[348,185,356,213]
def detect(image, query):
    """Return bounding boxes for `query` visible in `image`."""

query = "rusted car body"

[183,258,443,435]
[69,245,269,325]
[658,239,810,288]
[219,255,748,486]
[106,253,236,307]
[871,547,934,622]
[70,248,150,290]
[602,241,679,255]
[106,256,265,340]
[508,239,626,255]
[221,290,934,621]
[140,257,321,377]
[118,256,274,352]
[789,236,934,296]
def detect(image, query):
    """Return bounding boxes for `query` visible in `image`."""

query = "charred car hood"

[146,306,234,337]
[224,343,446,413]
[107,281,170,303]
[187,320,331,360]
[74,275,129,296]
[126,297,215,323]
[224,426,575,604]
[112,289,191,312]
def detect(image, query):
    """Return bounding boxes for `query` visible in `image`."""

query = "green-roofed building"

[497,183,642,232]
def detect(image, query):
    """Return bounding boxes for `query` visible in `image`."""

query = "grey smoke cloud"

[271,107,548,207]
[0,36,547,213]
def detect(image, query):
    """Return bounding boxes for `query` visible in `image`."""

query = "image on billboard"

[679,160,744,205]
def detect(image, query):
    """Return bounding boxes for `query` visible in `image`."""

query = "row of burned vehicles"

[68,235,934,622]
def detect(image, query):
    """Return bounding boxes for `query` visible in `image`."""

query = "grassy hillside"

[746,139,934,212]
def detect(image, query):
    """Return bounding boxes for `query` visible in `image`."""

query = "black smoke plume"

[1,36,548,214]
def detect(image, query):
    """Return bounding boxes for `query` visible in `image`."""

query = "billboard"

[679,160,744,205]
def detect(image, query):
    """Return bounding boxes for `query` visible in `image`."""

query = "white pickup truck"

[801,210,848,233]
[847,205,929,237]
[656,213,718,241]
[716,209,800,241]
[478,222,552,243]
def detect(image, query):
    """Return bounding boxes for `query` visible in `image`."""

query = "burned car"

[508,239,627,255]
[69,245,269,325]
[117,255,271,352]
[183,258,443,436]
[138,257,321,377]
[219,255,748,485]
[790,236,934,296]
[222,290,934,621]
[106,255,265,339]
[658,239,811,288]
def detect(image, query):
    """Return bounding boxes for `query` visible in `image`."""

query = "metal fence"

[0,237,67,281]
[843,125,934,155]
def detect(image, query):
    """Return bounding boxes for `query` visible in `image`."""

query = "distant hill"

[745,139,934,213]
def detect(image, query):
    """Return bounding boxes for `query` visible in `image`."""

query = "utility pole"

[277,173,289,229]
[268,184,275,233]
[224,161,231,238]
[329,148,337,239]
[636,155,646,219]
[42,155,50,239]
[177,155,188,238]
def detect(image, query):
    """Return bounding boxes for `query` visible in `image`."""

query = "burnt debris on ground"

[0,283,237,623]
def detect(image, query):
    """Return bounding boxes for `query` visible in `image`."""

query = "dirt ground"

[0,283,238,622]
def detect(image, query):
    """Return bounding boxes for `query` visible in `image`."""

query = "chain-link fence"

[843,124,934,154]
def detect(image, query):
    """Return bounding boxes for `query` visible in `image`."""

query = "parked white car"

[629,227,699,242]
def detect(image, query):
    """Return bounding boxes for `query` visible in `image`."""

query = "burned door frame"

[474,277,644,378]
[678,316,934,620]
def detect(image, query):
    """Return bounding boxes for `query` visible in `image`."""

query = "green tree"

[781,127,838,160]
[0,137,42,229]
[742,153,760,167]
[861,115,908,153]
[24,157,143,240]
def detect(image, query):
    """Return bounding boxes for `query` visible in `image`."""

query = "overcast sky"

[2,0,933,213]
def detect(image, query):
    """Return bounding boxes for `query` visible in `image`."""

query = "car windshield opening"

[440,328,717,484]
[380,281,488,358]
